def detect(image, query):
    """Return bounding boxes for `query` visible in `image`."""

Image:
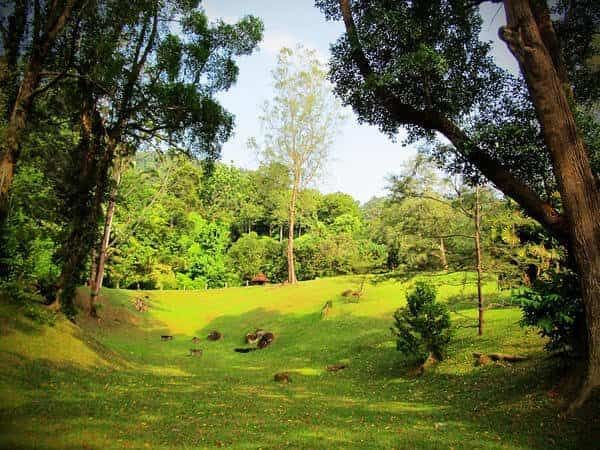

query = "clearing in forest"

[0,272,597,449]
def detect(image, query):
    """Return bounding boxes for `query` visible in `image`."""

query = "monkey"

[245,329,265,344]
[257,332,274,349]
[245,332,258,344]
[207,331,223,341]
[235,331,275,352]
[191,337,201,344]
[189,348,202,357]
[161,335,173,341]
[273,372,291,383]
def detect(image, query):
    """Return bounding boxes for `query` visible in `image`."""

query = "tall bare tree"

[254,46,344,283]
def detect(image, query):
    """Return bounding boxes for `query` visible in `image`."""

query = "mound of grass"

[0,272,597,449]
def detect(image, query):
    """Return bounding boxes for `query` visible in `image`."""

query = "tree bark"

[287,181,299,284]
[339,0,600,409]
[0,0,79,224]
[338,0,568,245]
[54,80,114,317]
[439,237,448,271]
[89,167,122,316]
[89,247,97,287]
[501,0,600,410]
[474,185,484,336]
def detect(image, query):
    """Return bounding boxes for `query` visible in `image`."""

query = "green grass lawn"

[0,272,597,449]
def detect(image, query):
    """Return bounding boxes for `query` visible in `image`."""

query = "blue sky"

[203,1,516,203]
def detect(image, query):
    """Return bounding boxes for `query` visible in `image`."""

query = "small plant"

[516,269,583,356]
[391,281,452,363]
[23,303,57,326]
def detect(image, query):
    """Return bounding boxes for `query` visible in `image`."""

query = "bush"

[516,269,583,356]
[0,281,57,326]
[392,281,452,362]
[23,303,57,326]
[226,233,286,283]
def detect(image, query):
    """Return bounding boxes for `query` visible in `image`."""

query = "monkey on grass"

[235,332,275,353]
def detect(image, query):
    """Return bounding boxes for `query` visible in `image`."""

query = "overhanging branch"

[338,0,568,245]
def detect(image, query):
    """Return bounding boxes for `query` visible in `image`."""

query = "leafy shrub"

[0,281,39,305]
[23,303,57,326]
[516,270,583,356]
[0,281,57,326]
[392,281,452,362]
[226,232,285,282]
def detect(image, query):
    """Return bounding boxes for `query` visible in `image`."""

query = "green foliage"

[178,213,230,288]
[516,270,583,356]
[226,232,285,283]
[317,192,361,225]
[22,302,57,327]
[2,164,61,290]
[392,281,452,361]
[317,0,501,140]
[294,232,386,280]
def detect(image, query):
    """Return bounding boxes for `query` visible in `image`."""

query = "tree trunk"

[55,82,114,318]
[0,0,78,224]
[89,169,121,316]
[287,182,299,284]
[474,185,484,336]
[279,225,283,242]
[89,247,97,287]
[501,0,600,409]
[439,237,448,271]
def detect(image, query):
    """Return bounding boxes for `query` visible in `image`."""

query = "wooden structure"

[250,273,269,286]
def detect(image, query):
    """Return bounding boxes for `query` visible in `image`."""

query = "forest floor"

[0,272,598,449]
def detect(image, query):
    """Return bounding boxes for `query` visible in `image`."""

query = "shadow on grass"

[1,303,599,449]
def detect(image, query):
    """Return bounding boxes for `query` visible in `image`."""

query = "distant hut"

[250,273,269,286]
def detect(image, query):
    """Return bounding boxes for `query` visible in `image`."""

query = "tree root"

[407,353,438,377]
[565,369,600,414]
[472,352,527,365]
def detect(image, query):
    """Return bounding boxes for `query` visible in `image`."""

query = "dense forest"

[5,146,557,291]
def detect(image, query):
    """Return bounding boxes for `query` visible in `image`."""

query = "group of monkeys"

[167,328,275,356]
[234,329,275,353]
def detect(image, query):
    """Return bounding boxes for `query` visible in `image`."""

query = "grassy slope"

[0,272,597,449]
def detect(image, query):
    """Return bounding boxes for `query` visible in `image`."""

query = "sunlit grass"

[0,272,596,449]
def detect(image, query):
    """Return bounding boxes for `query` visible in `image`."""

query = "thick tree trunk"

[474,185,484,336]
[439,237,448,271]
[0,0,78,223]
[501,0,600,409]
[287,182,299,284]
[55,82,114,318]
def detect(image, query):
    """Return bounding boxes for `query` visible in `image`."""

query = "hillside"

[0,273,597,449]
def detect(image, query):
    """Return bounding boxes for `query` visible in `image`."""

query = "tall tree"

[253,46,344,283]
[53,1,262,316]
[0,0,83,224]
[317,0,600,408]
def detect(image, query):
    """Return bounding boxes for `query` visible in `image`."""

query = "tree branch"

[338,0,568,245]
